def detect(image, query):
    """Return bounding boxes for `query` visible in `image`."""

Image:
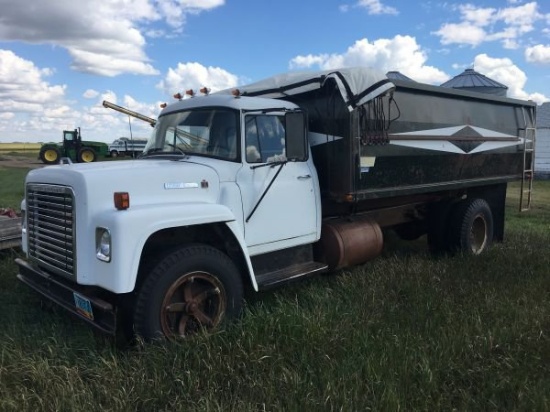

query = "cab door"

[236,113,319,250]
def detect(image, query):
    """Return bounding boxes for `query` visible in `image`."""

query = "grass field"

[0,168,548,411]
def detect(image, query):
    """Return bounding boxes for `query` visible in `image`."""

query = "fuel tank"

[318,218,383,270]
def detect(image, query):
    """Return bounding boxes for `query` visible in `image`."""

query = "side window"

[245,115,286,163]
[245,117,261,162]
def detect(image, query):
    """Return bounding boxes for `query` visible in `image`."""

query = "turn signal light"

[114,192,130,210]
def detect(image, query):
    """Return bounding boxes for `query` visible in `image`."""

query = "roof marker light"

[173,92,183,100]
[232,88,241,98]
[200,87,210,95]
[160,102,167,108]
[186,89,195,97]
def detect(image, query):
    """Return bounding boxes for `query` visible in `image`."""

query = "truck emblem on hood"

[164,182,199,190]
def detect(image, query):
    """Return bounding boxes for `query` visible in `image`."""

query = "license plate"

[73,293,94,320]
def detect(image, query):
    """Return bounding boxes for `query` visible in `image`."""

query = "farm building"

[386,71,416,82]
[440,68,508,96]
[535,102,550,178]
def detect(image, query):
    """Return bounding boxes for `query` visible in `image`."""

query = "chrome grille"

[27,184,75,278]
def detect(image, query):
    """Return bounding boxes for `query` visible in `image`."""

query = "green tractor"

[39,128,109,165]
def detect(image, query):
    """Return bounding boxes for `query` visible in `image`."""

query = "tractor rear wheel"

[78,147,97,163]
[39,147,61,165]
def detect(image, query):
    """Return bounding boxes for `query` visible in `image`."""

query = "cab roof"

[160,94,298,116]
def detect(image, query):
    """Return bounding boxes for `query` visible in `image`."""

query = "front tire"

[134,244,243,340]
[448,198,493,255]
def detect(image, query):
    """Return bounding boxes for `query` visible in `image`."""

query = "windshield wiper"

[250,159,288,170]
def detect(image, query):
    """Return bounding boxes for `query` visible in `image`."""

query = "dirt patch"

[0,154,44,169]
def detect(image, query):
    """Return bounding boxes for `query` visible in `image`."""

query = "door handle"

[297,174,311,180]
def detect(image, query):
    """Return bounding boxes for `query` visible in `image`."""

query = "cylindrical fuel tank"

[319,218,383,270]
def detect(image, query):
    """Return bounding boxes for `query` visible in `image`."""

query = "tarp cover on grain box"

[219,67,395,111]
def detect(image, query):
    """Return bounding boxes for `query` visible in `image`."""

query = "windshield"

[143,108,239,161]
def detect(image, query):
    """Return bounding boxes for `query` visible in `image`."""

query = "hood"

[26,159,222,209]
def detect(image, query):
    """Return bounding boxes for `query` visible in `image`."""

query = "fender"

[89,202,256,293]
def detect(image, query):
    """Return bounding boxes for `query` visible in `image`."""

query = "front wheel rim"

[160,271,226,338]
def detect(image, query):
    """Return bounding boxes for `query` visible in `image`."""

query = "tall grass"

[0,177,548,411]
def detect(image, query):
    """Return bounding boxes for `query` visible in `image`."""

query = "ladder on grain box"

[519,107,536,212]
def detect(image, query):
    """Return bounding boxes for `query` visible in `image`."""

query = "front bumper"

[16,258,117,334]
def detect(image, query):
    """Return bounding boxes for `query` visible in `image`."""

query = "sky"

[0,0,549,143]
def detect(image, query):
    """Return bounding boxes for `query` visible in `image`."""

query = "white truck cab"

[17,93,324,339]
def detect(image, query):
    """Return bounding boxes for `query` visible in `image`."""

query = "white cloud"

[340,0,398,15]
[459,4,496,26]
[157,62,239,96]
[83,89,100,99]
[525,44,550,64]
[357,0,398,15]
[433,2,545,48]
[473,53,548,104]
[0,0,224,77]
[0,112,14,120]
[289,35,449,85]
[433,22,487,47]
[0,49,66,105]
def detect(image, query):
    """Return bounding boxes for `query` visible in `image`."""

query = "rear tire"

[78,147,97,163]
[134,244,243,340]
[39,147,61,164]
[448,198,493,255]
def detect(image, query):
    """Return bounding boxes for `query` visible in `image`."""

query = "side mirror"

[285,112,307,161]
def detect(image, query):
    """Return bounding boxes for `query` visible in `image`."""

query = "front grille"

[27,184,76,278]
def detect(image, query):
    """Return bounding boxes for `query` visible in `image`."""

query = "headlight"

[96,227,111,262]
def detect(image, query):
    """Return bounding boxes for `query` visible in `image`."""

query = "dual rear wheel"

[428,198,494,255]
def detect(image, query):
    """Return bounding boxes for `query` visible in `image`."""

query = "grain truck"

[15,67,536,340]
[108,138,148,158]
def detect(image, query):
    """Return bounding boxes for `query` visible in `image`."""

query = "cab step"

[255,261,328,290]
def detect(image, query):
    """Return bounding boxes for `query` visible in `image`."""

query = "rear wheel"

[78,147,97,162]
[448,198,493,255]
[39,147,61,164]
[134,244,243,340]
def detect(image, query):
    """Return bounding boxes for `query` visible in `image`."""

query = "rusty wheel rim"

[160,271,226,338]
